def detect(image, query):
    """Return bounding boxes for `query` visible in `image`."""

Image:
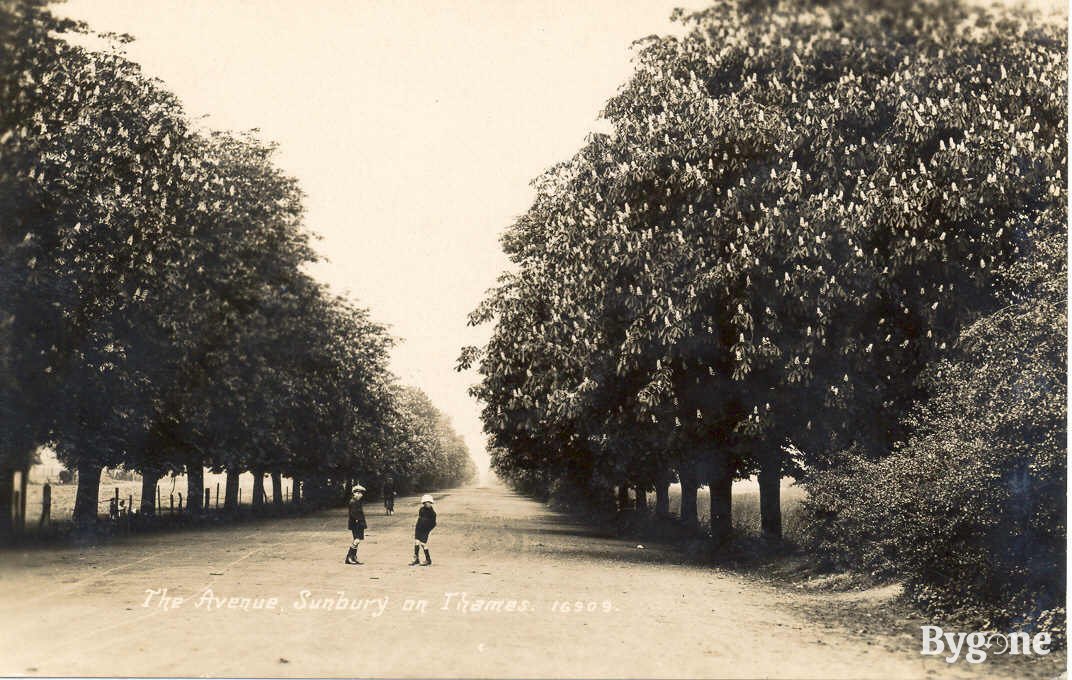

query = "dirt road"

[0,483,1054,678]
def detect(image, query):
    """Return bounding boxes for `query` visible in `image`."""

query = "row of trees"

[461,0,1064,625]
[0,0,474,535]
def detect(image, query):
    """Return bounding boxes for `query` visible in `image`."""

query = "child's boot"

[345,547,358,564]
[409,545,420,566]
[421,548,431,566]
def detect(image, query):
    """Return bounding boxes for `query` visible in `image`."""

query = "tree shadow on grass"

[509,503,806,573]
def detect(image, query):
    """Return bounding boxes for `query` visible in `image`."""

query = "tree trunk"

[140,469,159,515]
[634,485,648,511]
[224,467,240,512]
[616,483,630,511]
[292,477,302,505]
[252,469,265,510]
[708,449,733,544]
[759,456,782,541]
[73,462,103,525]
[17,467,27,531]
[271,472,283,506]
[0,466,13,541]
[655,471,671,518]
[678,465,699,531]
[186,457,203,514]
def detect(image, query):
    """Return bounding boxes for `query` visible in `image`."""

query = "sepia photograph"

[0,0,1067,677]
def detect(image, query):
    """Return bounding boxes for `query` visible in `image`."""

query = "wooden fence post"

[169,493,174,515]
[17,469,27,532]
[40,483,51,528]
[204,488,210,510]
[216,482,220,509]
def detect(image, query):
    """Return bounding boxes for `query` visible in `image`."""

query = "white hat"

[352,485,366,494]
[420,494,434,504]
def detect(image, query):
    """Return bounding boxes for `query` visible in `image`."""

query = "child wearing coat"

[410,494,437,566]
[345,485,367,565]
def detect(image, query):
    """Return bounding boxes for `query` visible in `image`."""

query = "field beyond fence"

[22,468,295,529]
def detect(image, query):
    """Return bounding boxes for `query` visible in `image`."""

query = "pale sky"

[55,0,701,480]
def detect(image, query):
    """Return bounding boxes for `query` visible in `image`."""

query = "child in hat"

[346,485,367,565]
[410,494,437,566]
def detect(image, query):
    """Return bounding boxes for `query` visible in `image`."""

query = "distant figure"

[409,494,436,567]
[345,485,367,565]
[382,477,396,515]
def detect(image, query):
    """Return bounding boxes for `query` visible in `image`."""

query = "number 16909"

[549,600,614,613]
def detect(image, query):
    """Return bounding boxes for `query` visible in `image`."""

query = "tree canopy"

[1,0,475,530]
[462,0,1065,625]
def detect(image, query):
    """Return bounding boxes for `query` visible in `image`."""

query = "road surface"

[0,483,1055,678]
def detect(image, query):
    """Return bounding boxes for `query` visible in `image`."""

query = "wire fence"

[17,471,294,530]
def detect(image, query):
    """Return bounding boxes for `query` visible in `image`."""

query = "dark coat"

[348,498,367,529]
[414,505,436,542]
